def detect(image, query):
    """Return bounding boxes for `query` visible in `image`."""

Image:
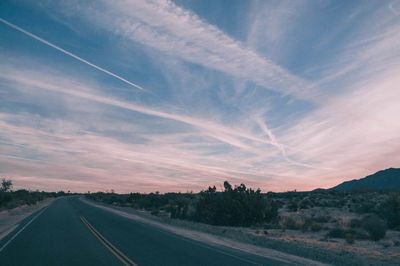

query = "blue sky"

[1,0,400,192]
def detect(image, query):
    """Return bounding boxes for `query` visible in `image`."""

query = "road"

[0,197,289,266]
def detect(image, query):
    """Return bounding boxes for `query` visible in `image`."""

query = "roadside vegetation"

[87,181,278,226]
[0,178,68,211]
[271,189,400,243]
[86,182,400,244]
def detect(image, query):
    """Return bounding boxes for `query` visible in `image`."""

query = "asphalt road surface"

[0,197,290,266]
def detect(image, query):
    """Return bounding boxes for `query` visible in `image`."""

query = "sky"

[0,0,399,193]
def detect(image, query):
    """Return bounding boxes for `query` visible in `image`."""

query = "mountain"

[332,168,400,190]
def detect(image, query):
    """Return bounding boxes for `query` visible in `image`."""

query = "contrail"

[0,17,146,91]
[255,117,324,169]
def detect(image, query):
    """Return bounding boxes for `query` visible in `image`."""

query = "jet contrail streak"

[0,17,146,91]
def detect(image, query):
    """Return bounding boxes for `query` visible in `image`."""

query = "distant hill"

[332,168,400,190]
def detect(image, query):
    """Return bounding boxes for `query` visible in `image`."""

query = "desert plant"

[362,215,387,241]
[280,216,297,230]
[314,215,331,223]
[287,201,298,212]
[311,223,323,232]
[195,182,278,226]
[345,233,355,244]
[350,218,362,228]
[328,228,346,238]
[355,201,375,214]
[377,194,400,229]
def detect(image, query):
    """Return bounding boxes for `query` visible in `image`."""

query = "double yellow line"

[80,216,137,266]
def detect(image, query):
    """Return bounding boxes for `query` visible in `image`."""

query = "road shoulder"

[81,197,331,266]
[0,197,55,241]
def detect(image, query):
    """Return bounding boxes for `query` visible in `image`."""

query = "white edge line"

[0,205,50,253]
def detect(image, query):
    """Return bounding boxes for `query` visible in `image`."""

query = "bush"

[299,199,312,209]
[311,223,323,232]
[280,216,297,231]
[377,194,400,230]
[328,228,346,238]
[194,182,279,226]
[0,192,12,206]
[0,189,57,210]
[350,218,362,228]
[362,215,387,241]
[327,227,369,241]
[345,233,355,244]
[300,218,313,232]
[314,215,331,223]
[356,201,375,214]
[287,201,298,212]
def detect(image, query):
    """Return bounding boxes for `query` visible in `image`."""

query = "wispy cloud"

[1,0,400,193]
[281,67,400,184]
[0,62,300,192]
[0,63,289,158]
[0,111,280,192]
[46,0,315,99]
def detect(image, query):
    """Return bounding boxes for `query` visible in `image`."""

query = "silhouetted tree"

[1,178,12,192]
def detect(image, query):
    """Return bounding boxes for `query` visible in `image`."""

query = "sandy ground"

[0,197,56,241]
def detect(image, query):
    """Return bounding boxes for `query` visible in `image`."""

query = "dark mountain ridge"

[332,168,400,190]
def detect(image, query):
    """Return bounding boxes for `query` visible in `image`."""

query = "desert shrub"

[328,228,346,238]
[355,201,375,214]
[345,233,355,244]
[287,201,298,212]
[311,223,323,232]
[168,196,190,219]
[150,209,159,216]
[377,194,400,230]
[87,191,195,220]
[327,227,369,241]
[0,178,13,208]
[0,188,58,210]
[362,215,387,241]
[354,230,370,240]
[314,215,331,223]
[0,192,12,206]
[300,218,313,232]
[195,182,278,226]
[299,199,312,209]
[350,218,362,228]
[6,200,21,209]
[280,216,297,231]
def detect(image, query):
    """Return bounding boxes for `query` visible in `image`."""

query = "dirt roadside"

[0,197,56,241]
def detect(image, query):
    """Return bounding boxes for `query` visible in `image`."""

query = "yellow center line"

[81,216,137,266]
[80,216,138,266]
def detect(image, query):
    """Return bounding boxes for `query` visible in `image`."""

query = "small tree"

[0,178,12,192]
